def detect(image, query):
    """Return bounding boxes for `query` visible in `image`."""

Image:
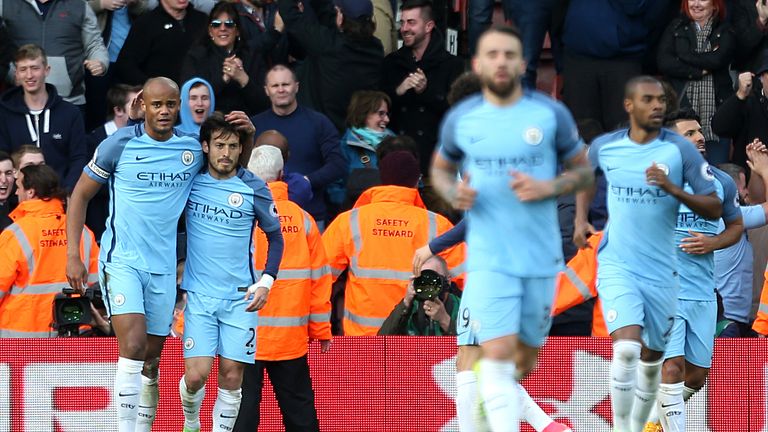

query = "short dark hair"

[447,72,481,106]
[346,91,391,128]
[0,150,10,165]
[718,163,745,185]
[665,109,701,127]
[341,16,376,39]
[376,135,420,167]
[401,0,434,21]
[624,75,663,99]
[199,111,244,148]
[11,145,43,169]
[15,44,47,66]
[106,84,141,120]
[19,164,66,201]
[475,25,522,54]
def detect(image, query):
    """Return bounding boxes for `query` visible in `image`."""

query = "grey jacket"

[1,0,108,105]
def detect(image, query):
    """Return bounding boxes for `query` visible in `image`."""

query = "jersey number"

[245,328,255,356]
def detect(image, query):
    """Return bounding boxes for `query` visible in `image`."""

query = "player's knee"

[456,346,481,371]
[120,340,147,360]
[184,370,209,392]
[218,367,243,389]
[143,357,160,379]
[613,340,642,366]
[661,358,685,382]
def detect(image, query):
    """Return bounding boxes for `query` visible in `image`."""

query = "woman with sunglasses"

[181,0,271,116]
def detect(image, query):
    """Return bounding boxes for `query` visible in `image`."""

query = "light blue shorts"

[456,271,555,348]
[99,261,176,336]
[182,290,257,364]
[665,299,717,368]
[598,276,678,352]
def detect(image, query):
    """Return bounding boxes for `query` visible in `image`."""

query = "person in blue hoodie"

[0,44,87,192]
[179,77,216,134]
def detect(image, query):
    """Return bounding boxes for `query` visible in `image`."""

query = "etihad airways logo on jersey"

[472,155,544,175]
[187,200,244,224]
[137,172,192,188]
[610,185,669,204]
[677,212,717,231]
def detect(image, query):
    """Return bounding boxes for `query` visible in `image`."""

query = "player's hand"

[319,339,331,353]
[680,230,717,254]
[84,60,106,77]
[646,162,672,191]
[737,72,754,100]
[747,139,768,177]
[403,281,416,309]
[509,171,555,201]
[65,255,88,294]
[451,173,477,210]
[573,218,596,249]
[128,90,144,121]
[225,110,255,136]
[412,244,433,276]
[244,285,269,312]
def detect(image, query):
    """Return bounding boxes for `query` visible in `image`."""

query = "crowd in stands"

[2,0,768,341]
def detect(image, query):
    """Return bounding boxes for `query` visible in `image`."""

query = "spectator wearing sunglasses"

[181,1,271,116]
[115,0,208,86]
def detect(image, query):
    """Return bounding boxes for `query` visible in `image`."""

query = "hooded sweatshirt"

[178,78,216,135]
[0,84,87,191]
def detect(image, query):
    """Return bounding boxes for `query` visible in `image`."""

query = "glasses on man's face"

[210,19,236,29]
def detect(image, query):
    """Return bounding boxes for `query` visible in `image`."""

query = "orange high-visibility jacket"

[553,231,608,337]
[753,272,768,335]
[253,181,332,360]
[0,199,99,337]
[322,185,465,336]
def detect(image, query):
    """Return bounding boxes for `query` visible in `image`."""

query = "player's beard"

[484,76,518,99]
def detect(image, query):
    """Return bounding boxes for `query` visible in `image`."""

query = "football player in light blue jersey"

[574,76,722,432]
[178,112,284,432]
[639,112,743,432]
[65,78,257,432]
[431,26,594,432]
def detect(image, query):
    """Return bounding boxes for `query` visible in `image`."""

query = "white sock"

[179,375,205,430]
[114,357,143,432]
[136,374,159,432]
[456,371,479,432]
[213,387,242,432]
[517,383,553,432]
[609,340,641,432]
[631,359,662,432]
[683,385,697,402]
[478,359,519,432]
[657,382,685,432]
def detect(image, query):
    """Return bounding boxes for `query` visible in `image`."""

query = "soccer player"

[179,112,284,432]
[641,112,742,431]
[431,26,594,432]
[574,77,722,432]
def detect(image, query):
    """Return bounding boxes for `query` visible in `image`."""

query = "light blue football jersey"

[85,124,203,274]
[182,168,281,300]
[439,92,584,277]
[589,128,717,284]
[675,167,740,300]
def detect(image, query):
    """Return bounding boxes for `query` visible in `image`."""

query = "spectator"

[711,55,768,168]
[235,144,331,432]
[0,150,14,230]
[729,0,768,72]
[378,255,459,336]
[0,45,87,192]
[230,0,285,62]
[0,164,99,337]
[657,0,736,164]
[277,0,385,131]
[251,65,346,226]
[328,90,395,209]
[1,0,108,108]
[254,129,313,210]
[178,78,215,135]
[561,0,667,133]
[181,1,270,115]
[0,18,15,94]
[10,145,44,170]
[115,0,208,85]
[86,84,141,241]
[373,0,397,55]
[322,150,464,336]
[382,0,464,175]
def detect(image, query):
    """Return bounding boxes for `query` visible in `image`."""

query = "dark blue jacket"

[0,84,87,191]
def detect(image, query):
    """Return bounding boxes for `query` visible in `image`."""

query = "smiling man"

[0,151,14,230]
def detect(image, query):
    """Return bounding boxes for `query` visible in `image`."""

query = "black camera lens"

[413,269,444,301]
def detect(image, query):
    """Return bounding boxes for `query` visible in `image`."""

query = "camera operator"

[378,255,459,336]
[0,164,99,337]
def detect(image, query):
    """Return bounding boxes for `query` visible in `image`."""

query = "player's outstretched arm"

[431,153,476,210]
[66,173,102,293]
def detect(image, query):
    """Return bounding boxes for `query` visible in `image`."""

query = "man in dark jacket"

[711,55,768,168]
[277,0,384,132]
[0,45,87,192]
[381,0,464,174]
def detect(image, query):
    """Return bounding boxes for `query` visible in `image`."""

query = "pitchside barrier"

[0,337,763,431]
